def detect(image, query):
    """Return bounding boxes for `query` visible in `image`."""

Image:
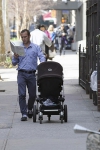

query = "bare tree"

[8,0,52,39]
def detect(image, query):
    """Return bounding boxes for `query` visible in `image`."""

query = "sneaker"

[27,110,33,118]
[21,115,27,121]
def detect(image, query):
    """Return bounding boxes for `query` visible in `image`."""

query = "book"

[73,124,100,135]
[10,41,25,56]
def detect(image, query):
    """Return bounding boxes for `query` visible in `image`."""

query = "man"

[39,24,51,61]
[12,29,45,121]
[30,24,52,55]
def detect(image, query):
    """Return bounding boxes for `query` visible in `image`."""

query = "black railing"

[79,45,87,90]
[79,0,100,110]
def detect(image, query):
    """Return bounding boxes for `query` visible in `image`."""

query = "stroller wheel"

[33,105,36,122]
[64,105,68,122]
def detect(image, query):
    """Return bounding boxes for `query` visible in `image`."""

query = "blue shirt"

[49,32,56,42]
[12,42,46,71]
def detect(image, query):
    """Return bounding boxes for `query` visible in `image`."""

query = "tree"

[0,0,54,62]
[8,0,52,39]
[0,0,6,61]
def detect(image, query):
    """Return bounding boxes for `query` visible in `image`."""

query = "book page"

[10,41,16,54]
[15,46,25,56]
[10,41,25,56]
[12,41,23,46]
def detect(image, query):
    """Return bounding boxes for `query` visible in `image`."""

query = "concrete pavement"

[0,50,100,150]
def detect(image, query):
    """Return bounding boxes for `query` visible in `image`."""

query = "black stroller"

[33,61,68,124]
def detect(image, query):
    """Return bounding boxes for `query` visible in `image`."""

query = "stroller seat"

[38,77,62,98]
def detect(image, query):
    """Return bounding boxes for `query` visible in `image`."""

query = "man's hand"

[14,53,19,58]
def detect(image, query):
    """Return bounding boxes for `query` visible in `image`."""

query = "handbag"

[49,43,55,52]
[49,49,56,58]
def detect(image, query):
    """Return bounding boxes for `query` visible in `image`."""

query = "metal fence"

[79,45,87,90]
[79,0,100,110]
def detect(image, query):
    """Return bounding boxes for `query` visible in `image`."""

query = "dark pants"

[59,40,65,55]
[17,71,36,116]
[45,45,49,61]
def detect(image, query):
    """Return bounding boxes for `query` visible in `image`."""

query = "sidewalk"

[0,50,100,150]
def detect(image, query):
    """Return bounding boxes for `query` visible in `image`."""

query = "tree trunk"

[0,0,6,61]
[15,1,20,39]
[20,0,27,31]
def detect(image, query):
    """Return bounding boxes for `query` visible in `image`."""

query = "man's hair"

[39,24,46,29]
[20,29,30,36]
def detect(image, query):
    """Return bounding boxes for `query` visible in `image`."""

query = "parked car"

[10,24,35,39]
[10,25,17,39]
[29,24,35,32]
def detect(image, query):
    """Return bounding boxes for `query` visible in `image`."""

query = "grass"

[10,38,21,42]
[10,37,18,41]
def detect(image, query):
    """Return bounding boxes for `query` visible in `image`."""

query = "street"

[0,50,100,150]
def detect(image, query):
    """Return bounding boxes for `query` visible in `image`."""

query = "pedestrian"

[12,29,46,121]
[48,24,56,42]
[39,24,51,61]
[47,25,57,59]
[56,24,67,55]
[39,24,51,39]
[30,24,52,57]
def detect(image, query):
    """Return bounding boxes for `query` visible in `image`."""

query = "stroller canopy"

[37,61,63,81]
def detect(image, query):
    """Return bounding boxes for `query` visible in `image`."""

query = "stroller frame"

[33,61,68,124]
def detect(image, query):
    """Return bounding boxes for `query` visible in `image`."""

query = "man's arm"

[12,53,19,66]
[56,30,62,37]
[37,45,46,62]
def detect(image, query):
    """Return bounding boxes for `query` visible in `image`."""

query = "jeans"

[17,71,36,115]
